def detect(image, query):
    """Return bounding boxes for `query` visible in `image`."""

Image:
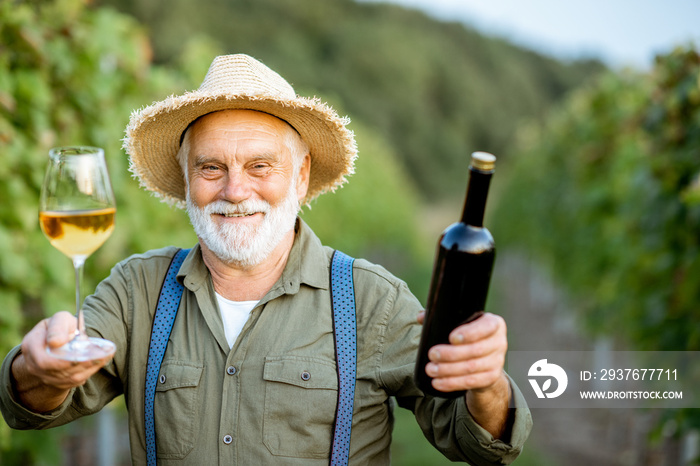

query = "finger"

[448,313,505,345]
[42,351,112,382]
[21,319,55,368]
[20,316,106,389]
[21,348,76,388]
[62,359,111,387]
[428,331,505,363]
[426,351,505,379]
[431,367,505,392]
[46,312,78,349]
[33,358,107,390]
[416,310,426,325]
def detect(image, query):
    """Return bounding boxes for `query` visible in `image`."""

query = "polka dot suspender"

[145,247,190,466]
[144,249,357,466]
[329,250,357,466]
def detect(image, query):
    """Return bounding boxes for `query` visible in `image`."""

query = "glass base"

[47,337,116,362]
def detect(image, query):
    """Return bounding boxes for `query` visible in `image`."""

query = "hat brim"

[124,91,357,208]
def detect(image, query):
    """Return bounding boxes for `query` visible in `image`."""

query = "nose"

[220,170,253,204]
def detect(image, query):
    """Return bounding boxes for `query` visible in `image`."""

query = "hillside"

[97,0,606,200]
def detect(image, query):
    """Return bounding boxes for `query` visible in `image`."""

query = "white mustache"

[203,199,271,216]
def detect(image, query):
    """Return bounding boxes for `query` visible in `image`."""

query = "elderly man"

[1,55,531,465]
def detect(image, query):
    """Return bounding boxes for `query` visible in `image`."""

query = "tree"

[493,46,700,440]
[98,0,606,200]
[0,0,194,461]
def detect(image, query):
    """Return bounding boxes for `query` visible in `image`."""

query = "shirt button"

[159,374,166,384]
[226,366,237,376]
[223,435,233,445]
[301,371,311,381]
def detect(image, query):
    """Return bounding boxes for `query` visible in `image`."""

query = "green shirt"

[1,219,531,465]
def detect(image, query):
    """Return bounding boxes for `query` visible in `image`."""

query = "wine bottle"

[414,152,497,398]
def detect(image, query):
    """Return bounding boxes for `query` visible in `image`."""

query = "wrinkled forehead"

[179,109,309,173]
[181,109,299,146]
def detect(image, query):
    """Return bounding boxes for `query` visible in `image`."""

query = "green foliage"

[301,121,434,302]
[494,46,700,349]
[493,46,700,433]
[98,0,606,201]
[0,0,192,326]
[0,0,196,460]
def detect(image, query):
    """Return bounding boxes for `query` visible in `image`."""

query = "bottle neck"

[461,167,493,227]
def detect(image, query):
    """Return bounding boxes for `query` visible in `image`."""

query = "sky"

[358,0,700,69]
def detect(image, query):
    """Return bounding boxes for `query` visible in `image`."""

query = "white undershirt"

[215,293,258,349]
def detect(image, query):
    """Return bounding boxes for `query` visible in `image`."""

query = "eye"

[195,163,224,179]
[249,161,272,174]
[204,164,220,171]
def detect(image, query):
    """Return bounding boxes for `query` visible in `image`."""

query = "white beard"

[186,183,300,268]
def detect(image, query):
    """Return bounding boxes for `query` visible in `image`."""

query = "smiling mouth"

[220,212,258,218]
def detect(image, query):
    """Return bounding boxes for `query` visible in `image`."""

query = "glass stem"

[73,257,87,341]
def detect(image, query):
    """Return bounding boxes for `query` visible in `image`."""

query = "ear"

[295,153,311,202]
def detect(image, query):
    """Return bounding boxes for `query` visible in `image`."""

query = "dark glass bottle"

[414,152,497,398]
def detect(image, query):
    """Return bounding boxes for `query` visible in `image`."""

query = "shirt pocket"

[154,360,204,460]
[262,355,338,458]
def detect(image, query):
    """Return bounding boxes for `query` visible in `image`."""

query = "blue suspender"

[145,248,190,466]
[145,249,357,466]
[329,250,357,466]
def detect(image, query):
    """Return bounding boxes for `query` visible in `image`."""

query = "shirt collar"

[177,217,330,295]
[177,243,208,292]
[281,217,330,293]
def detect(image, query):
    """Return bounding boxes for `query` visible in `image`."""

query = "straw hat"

[124,54,357,207]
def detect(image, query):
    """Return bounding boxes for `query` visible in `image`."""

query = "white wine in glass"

[39,146,117,361]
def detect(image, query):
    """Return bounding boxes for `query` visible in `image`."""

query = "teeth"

[223,213,253,217]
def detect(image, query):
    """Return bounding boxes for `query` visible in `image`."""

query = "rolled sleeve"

[453,373,533,465]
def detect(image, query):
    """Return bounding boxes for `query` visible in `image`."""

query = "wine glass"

[39,146,117,361]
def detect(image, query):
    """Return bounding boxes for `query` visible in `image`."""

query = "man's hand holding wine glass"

[11,311,112,413]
